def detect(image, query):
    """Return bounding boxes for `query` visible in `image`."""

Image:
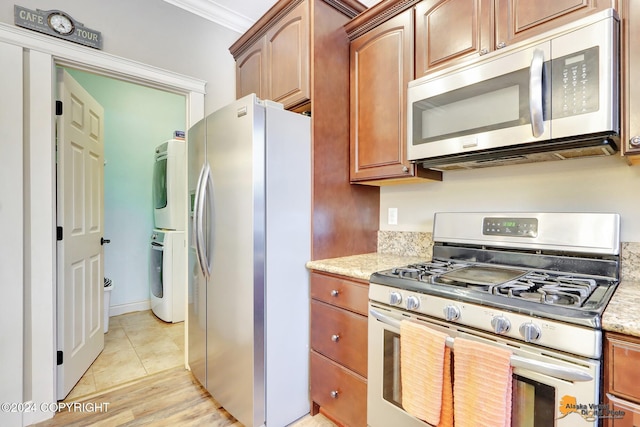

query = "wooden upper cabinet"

[414,0,614,78]
[621,0,640,161]
[495,0,613,49]
[348,9,442,185]
[415,0,492,77]
[235,37,267,100]
[266,0,310,109]
[230,0,310,111]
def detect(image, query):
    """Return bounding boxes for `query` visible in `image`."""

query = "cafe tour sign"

[14,5,103,49]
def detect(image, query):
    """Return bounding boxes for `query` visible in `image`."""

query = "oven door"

[368,302,601,427]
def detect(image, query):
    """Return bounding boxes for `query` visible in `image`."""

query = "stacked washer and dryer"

[150,137,186,323]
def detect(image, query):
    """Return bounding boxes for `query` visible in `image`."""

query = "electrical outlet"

[388,208,398,225]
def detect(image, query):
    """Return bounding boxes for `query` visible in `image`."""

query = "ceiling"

[163,0,381,34]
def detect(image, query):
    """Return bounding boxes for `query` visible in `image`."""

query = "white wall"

[380,155,640,242]
[0,0,239,114]
[0,40,24,427]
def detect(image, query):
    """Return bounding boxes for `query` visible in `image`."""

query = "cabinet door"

[235,37,268,100]
[350,10,441,184]
[266,0,310,109]
[495,0,613,49]
[415,0,493,77]
[623,0,640,157]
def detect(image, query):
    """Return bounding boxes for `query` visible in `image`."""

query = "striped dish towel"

[400,320,451,426]
[453,337,512,427]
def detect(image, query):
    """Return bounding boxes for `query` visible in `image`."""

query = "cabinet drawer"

[606,333,640,402]
[310,351,367,427]
[310,272,368,315]
[605,394,640,427]
[311,299,368,377]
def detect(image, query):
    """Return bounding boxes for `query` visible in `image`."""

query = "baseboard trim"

[109,300,150,317]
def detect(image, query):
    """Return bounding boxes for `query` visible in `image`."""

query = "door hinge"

[57,226,63,241]
[56,101,63,116]
[57,351,63,365]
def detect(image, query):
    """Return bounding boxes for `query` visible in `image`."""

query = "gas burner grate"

[495,274,597,306]
[389,261,466,281]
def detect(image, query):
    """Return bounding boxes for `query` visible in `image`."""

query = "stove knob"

[491,316,511,334]
[389,292,402,306]
[406,295,420,310]
[519,322,541,342]
[443,305,460,321]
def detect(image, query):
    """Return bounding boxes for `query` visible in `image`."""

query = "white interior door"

[56,69,105,400]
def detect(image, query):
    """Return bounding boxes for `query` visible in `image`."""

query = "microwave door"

[407,42,551,162]
[549,14,619,140]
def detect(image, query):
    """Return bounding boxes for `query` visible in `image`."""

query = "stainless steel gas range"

[368,212,620,427]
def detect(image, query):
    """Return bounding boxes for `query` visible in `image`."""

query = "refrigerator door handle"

[202,164,215,277]
[193,163,208,278]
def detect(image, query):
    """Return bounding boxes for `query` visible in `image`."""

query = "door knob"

[101,237,111,245]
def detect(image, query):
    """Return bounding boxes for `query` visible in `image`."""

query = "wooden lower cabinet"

[310,352,367,427]
[310,272,368,426]
[604,332,640,426]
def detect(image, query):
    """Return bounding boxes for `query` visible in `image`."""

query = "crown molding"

[163,0,254,34]
[0,22,206,94]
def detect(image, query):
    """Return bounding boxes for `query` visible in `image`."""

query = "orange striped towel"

[400,320,450,425]
[453,337,512,427]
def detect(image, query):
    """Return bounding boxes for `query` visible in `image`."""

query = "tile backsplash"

[378,231,640,282]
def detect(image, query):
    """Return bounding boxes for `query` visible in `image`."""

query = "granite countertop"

[602,280,640,338]
[306,253,426,281]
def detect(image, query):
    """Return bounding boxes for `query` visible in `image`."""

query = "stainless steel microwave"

[407,9,619,170]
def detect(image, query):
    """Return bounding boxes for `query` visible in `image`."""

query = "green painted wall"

[64,67,185,310]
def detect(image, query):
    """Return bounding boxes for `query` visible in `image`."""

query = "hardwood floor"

[33,310,336,427]
[33,367,240,426]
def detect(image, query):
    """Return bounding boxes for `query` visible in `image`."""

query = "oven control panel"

[483,217,538,237]
[369,283,601,359]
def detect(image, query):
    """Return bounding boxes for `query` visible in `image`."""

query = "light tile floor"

[65,309,336,427]
[65,310,184,401]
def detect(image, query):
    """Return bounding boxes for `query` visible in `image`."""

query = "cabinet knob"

[479,48,489,56]
[331,334,340,342]
[496,41,507,49]
[330,390,339,399]
[330,289,339,297]
[402,166,409,173]
[630,136,640,147]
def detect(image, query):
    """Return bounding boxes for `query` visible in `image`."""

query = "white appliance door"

[205,94,265,427]
[368,304,600,427]
[187,117,207,388]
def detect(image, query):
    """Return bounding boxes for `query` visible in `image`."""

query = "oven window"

[381,330,557,426]
[382,330,403,408]
[512,375,555,427]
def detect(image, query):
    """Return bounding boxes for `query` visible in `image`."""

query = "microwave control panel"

[552,46,599,119]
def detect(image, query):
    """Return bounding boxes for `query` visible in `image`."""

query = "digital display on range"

[483,217,538,237]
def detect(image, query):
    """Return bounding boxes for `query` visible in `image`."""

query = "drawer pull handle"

[331,334,340,342]
[330,289,339,297]
[330,390,339,399]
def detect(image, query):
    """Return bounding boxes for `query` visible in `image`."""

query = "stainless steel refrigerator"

[187,94,311,427]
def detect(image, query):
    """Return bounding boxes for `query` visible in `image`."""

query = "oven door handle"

[369,309,594,383]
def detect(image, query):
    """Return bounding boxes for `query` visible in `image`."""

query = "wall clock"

[47,12,75,35]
